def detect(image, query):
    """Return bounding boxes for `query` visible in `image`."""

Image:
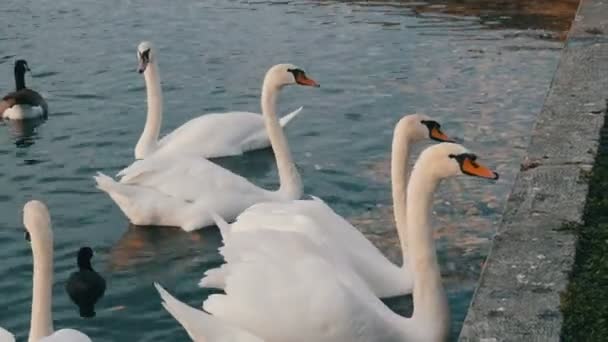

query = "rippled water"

[0,0,577,341]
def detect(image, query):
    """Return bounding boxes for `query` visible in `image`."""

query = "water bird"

[201,114,455,298]
[131,41,305,160]
[0,60,48,120]
[156,143,499,342]
[94,63,319,231]
[65,247,107,318]
[0,327,14,342]
[0,201,91,341]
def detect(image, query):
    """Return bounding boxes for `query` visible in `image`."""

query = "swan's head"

[415,143,499,181]
[397,114,454,143]
[23,200,52,243]
[14,59,30,74]
[137,41,155,74]
[264,63,319,89]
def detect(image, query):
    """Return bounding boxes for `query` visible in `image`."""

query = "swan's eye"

[24,232,31,242]
[287,68,304,77]
[139,49,151,62]
[451,153,479,168]
[420,120,439,129]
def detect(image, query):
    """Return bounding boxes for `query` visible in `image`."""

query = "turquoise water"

[0,0,574,340]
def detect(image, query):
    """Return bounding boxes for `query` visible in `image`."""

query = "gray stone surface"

[459,0,608,340]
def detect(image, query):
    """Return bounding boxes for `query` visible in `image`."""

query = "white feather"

[155,283,264,342]
[2,105,44,120]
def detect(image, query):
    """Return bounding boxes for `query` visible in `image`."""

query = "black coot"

[65,247,106,318]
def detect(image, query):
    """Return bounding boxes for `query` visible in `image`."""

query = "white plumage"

[95,63,319,231]
[201,114,454,297]
[157,143,499,342]
[132,41,304,160]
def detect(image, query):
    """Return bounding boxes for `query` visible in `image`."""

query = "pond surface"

[0,0,578,341]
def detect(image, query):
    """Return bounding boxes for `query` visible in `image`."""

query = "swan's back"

[229,199,411,296]
[202,230,407,342]
[157,112,267,158]
[117,153,273,204]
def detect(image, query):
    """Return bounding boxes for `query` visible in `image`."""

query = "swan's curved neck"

[135,62,163,159]
[391,123,412,267]
[15,69,26,91]
[405,166,449,335]
[28,231,54,341]
[261,82,302,200]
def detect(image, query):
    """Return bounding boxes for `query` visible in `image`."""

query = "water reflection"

[312,0,578,37]
[0,0,579,340]
[1,117,45,147]
[107,224,221,273]
[211,147,275,177]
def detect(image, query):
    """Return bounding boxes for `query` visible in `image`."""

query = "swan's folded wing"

[38,329,91,342]
[156,112,268,158]
[155,283,264,342]
[201,234,401,342]
[229,199,409,295]
[230,199,393,262]
[229,200,337,245]
[202,230,373,294]
[117,154,263,202]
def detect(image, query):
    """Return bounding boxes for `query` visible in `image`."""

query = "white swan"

[94,63,319,231]
[132,41,306,160]
[201,114,454,298]
[0,327,15,342]
[155,143,499,342]
[0,201,91,342]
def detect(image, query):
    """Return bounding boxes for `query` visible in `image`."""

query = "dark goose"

[0,59,48,120]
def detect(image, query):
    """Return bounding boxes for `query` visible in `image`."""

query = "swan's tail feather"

[210,212,231,239]
[155,282,212,342]
[309,195,324,203]
[278,106,303,127]
[155,283,261,342]
[93,172,137,210]
[199,266,228,289]
[94,172,120,193]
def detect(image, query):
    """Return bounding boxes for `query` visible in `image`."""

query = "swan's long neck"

[405,166,449,336]
[135,62,163,159]
[28,231,54,341]
[261,82,302,200]
[15,69,26,91]
[391,123,412,267]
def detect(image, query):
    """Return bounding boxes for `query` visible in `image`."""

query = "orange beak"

[461,158,499,180]
[430,127,454,143]
[295,73,320,87]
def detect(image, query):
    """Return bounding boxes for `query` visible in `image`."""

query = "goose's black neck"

[14,67,26,90]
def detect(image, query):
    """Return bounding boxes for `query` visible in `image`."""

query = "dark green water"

[0,0,576,341]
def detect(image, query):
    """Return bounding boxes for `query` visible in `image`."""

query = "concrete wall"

[459,0,608,340]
